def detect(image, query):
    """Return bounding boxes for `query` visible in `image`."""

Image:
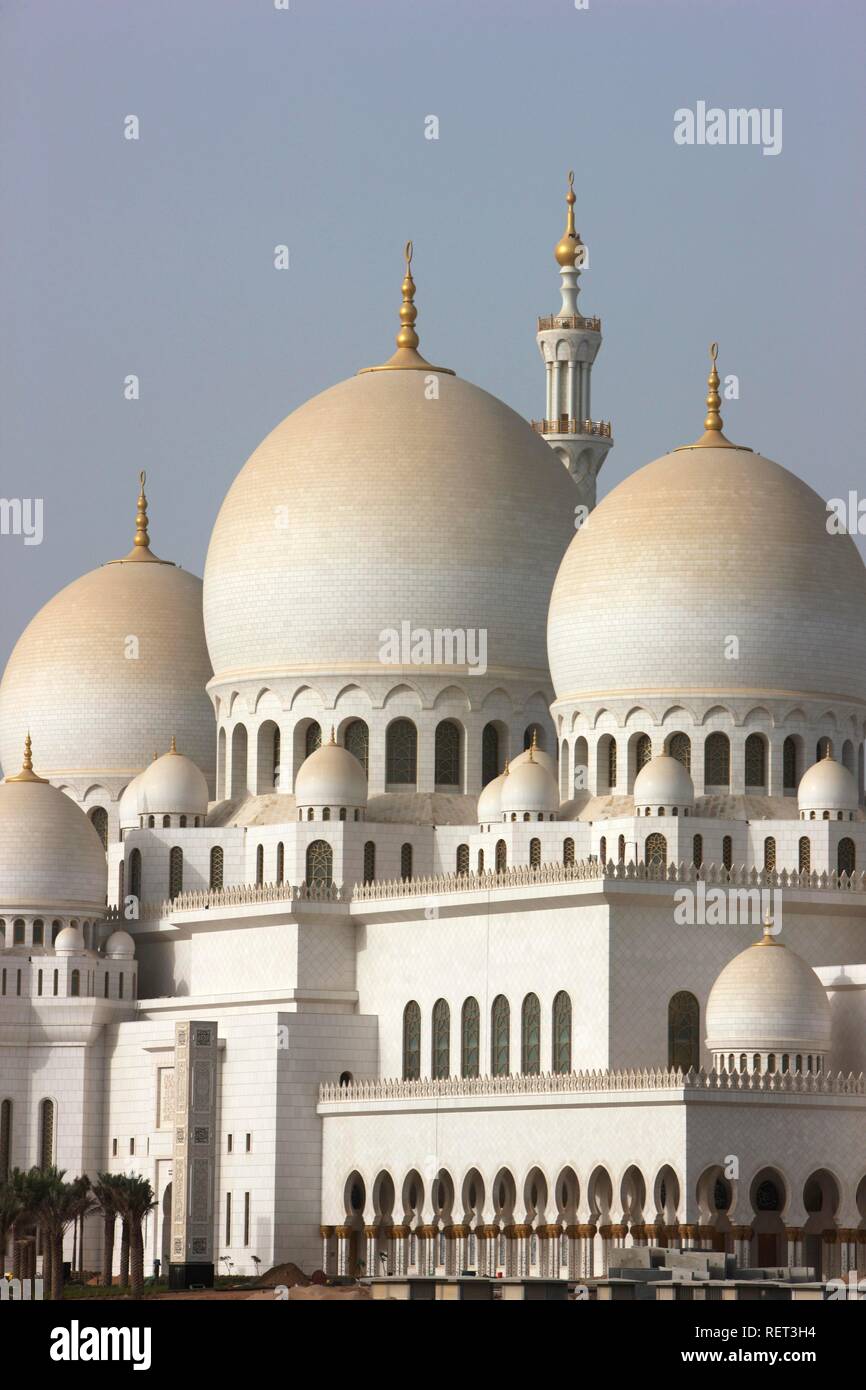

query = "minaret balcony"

[530,418,612,439]
[537,314,601,332]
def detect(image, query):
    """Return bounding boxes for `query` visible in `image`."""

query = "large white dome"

[705,930,832,1058]
[548,443,866,708]
[797,754,859,816]
[203,369,577,686]
[0,484,214,788]
[138,741,209,817]
[0,744,106,912]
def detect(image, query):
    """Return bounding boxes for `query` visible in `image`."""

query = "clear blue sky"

[1,0,864,669]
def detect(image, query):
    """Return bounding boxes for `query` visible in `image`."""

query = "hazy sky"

[1,0,864,673]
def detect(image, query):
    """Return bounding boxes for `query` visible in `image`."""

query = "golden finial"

[7,731,48,783]
[110,472,171,565]
[528,729,538,762]
[555,170,584,268]
[678,342,748,451]
[169,735,178,755]
[329,726,336,745]
[359,242,454,375]
[503,760,510,776]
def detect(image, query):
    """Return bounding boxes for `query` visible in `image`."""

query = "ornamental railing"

[104,878,345,921]
[530,418,612,438]
[537,314,601,332]
[319,1066,866,1105]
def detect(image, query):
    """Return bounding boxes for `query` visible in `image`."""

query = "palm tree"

[30,1169,94,1301]
[93,1174,123,1287]
[116,1176,156,1299]
[0,1172,25,1276]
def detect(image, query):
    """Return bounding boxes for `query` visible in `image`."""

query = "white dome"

[0,747,106,912]
[204,369,576,687]
[509,745,557,777]
[548,444,866,708]
[294,738,367,809]
[477,769,507,822]
[797,755,859,815]
[0,490,214,787]
[138,742,209,817]
[499,753,558,816]
[104,928,135,959]
[633,754,694,809]
[118,773,145,830]
[706,931,832,1056]
[54,923,86,956]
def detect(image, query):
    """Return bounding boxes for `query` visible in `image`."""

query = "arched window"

[209,846,224,890]
[722,835,733,870]
[431,999,450,1078]
[491,995,510,1076]
[434,720,461,787]
[363,841,376,884]
[162,815,171,829]
[169,847,183,900]
[276,842,284,884]
[71,970,80,997]
[495,840,507,873]
[128,848,141,901]
[53,969,58,996]
[179,815,187,829]
[618,834,626,863]
[456,844,469,876]
[763,837,776,872]
[482,723,500,787]
[13,920,24,945]
[147,815,155,828]
[305,722,322,758]
[403,1001,421,1080]
[838,837,856,875]
[745,733,767,788]
[306,840,333,888]
[521,993,541,1074]
[798,836,811,874]
[461,998,480,1078]
[477,848,484,873]
[704,732,730,787]
[344,719,369,774]
[33,919,43,946]
[646,833,667,870]
[89,807,108,850]
[599,835,607,866]
[563,837,574,866]
[271,726,281,789]
[529,838,541,868]
[0,1098,11,1181]
[783,736,798,791]
[635,734,652,771]
[400,843,413,880]
[607,738,617,791]
[552,991,571,1074]
[693,834,703,868]
[668,992,700,1071]
[38,1098,54,1169]
[256,844,264,886]
[668,733,691,771]
[386,719,417,785]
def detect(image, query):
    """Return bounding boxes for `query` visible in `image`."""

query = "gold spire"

[555,171,584,268]
[359,242,454,375]
[528,728,538,762]
[109,471,171,565]
[329,726,336,745]
[169,735,178,755]
[7,732,48,784]
[754,911,782,946]
[678,343,749,451]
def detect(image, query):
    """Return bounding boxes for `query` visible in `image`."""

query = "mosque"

[0,176,864,1288]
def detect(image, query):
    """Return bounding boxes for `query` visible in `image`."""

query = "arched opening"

[645,832,667,871]
[704,732,730,790]
[456,843,469,876]
[563,836,574,866]
[217,727,227,800]
[128,848,141,901]
[38,1098,55,1169]
[434,720,462,790]
[230,724,248,798]
[169,847,183,900]
[798,836,811,874]
[750,1168,787,1267]
[481,722,504,788]
[802,1169,840,1280]
[668,991,699,1071]
[722,835,733,869]
[744,733,768,789]
[666,732,691,771]
[386,719,417,788]
[490,994,510,1075]
[343,719,369,775]
[209,845,224,890]
[400,843,413,880]
[763,836,776,872]
[521,993,541,1074]
[597,734,617,792]
[838,837,856,875]
[461,997,480,1077]
[495,839,507,873]
[692,833,703,868]
[783,735,800,793]
[305,839,333,888]
[363,840,375,884]
[256,720,281,793]
[88,807,108,850]
[431,998,450,1078]
[529,837,541,868]
[552,990,571,1074]
[403,1001,421,1080]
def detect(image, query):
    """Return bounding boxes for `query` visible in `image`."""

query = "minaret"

[532,172,613,511]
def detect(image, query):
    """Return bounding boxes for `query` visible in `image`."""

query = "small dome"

[54,923,86,956]
[633,754,694,810]
[105,928,135,960]
[138,740,209,817]
[118,773,145,829]
[797,754,858,816]
[294,735,367,809]
[499,749,558,817]
[706,927,832,1057]
[0,739,106,913]
[509,745,557,778]
[477,769,507,823]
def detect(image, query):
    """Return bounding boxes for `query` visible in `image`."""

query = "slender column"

[565,362,576,420]
[785,1226,803,1268]
[545,360,554,419]
[821,1229,838,1280]
[391,1224,409,1276]
[578,1224,597,1278]
[597,1224,613,1275]
[630,1222,647,1247]
[417,1224,437,1276]
[335,1225,351,1277]
[319,1225,335,1276]
[364,1225,377,1278]
[565,1224,581,1279]
[730,1225,752,1268]
[680,1222,699,1250]
[551,362,561,422]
